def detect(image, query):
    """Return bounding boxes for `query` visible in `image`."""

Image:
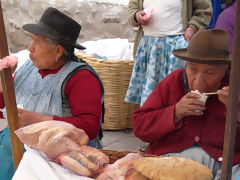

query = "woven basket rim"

[100,149,157,164]
[75,53,134,63]
[100,149,156,156]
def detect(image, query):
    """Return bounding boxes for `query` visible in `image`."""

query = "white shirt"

[143,0,184,37]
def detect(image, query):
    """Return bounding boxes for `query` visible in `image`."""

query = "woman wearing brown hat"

[0,7,104,179]
[133,28,240,179]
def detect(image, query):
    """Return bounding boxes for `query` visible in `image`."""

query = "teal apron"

[0,128,14,180]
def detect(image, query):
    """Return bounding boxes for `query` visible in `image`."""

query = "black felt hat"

[23,7,85,50]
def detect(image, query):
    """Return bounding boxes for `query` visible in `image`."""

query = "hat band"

[38,21,73,43]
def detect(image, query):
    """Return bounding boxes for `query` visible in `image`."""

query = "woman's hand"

[174,92,206,124]
[217,86,229,108]
[184,26,196,41]
[217,86,240,123]
[0,56,18,93]
[135,11,150,26]
[18,108,53,127]
[0,55,18,73]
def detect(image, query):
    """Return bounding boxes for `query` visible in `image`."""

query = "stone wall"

[1,0,136,53]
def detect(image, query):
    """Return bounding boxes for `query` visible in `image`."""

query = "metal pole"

[0,0,23,170]
[221,0,240,179]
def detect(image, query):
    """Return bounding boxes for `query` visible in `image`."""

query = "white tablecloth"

[13,147,94,180]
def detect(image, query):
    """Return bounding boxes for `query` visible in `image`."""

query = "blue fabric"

[0,128,14,180]
[125,35,188,106]
[14,60,88,117]
[207,0,221,29]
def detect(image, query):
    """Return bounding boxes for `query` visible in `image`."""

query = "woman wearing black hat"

[0,7,104,179]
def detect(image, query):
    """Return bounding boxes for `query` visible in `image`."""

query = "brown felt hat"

[172,28,231,64]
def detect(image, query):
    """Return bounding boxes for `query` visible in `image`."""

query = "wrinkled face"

[186,62,228,92]
[28,34,58,70]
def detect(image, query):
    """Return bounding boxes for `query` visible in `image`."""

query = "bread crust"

[132,171,150,180]
[133,157,213,180]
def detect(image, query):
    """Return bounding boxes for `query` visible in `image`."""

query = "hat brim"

[23,24,86,50]
[172,48,231,64]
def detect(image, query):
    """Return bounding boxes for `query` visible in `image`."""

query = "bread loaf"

[133,157,213,180]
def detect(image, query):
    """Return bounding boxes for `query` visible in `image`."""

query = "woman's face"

[28,34,59,70]
[186,62,228,92]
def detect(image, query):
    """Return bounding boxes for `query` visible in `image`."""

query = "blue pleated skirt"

[125,35,188,106]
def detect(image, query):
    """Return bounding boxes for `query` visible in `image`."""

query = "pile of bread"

[15,121,213,180]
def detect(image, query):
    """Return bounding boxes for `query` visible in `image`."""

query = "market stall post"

[221,0,240,179]
[0,0,24,170]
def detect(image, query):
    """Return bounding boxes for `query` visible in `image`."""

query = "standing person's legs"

[0,128,14,180]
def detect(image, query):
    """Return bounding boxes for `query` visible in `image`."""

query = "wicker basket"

[100,149,157,164]
[76,53,139,130]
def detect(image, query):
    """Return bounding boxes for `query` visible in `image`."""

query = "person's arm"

[0,56,18,118]
[216,9,234,54]
[128,0,142,27]
[133,69,206,143]
[133,72,185,143]
[217,86,240,124]
[189,0,213,32]
[215,10,231,29]
[54,70,102,140]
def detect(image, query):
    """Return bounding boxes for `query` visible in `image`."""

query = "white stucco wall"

[1,0,136,53]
